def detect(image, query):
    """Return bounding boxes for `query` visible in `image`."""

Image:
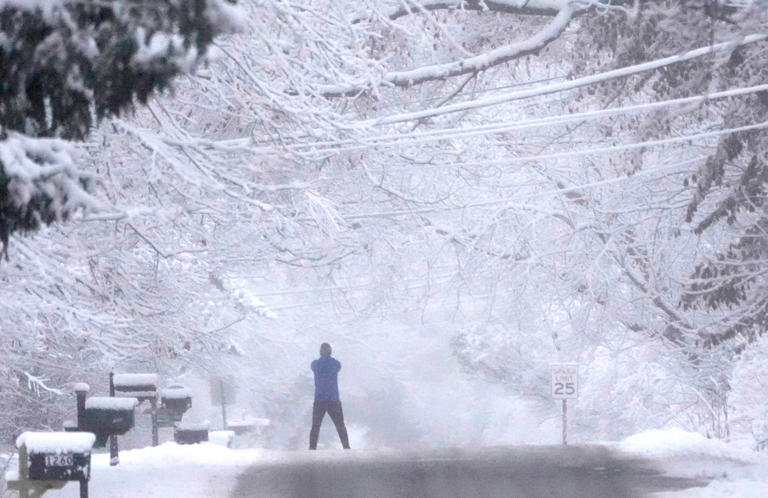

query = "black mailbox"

[16,432,95,482]
[156,408,182,428]
[83,397,137,447]
[174,422,209,445]
[161,385,192,413]
[113,373,158,402]
[29,452,90,481]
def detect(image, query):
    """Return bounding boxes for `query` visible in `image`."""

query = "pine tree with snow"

[0,0,241,258]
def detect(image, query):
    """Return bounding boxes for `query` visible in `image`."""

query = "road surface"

[231,445,707,497]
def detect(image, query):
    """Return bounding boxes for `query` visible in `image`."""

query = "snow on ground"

[47,442,263,498]
[618,428,755,460]
[41,442,390,498]
[8,428,768,497]
[616,428,768,497]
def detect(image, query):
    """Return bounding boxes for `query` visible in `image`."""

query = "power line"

[387,120,768,171]
[199,82,768,157]
[283,83,768,156]
[360,33,767,125]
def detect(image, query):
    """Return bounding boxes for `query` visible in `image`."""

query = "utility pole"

[220,379,228,430]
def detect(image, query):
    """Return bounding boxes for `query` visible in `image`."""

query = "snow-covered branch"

[368,0,563,22]
[362,33,768,125]
[320,4,575,96]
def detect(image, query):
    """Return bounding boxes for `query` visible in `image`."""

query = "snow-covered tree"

[4,0,768,446]
[76,0,768,440]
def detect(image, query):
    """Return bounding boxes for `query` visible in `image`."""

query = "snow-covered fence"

[7,432,94,498]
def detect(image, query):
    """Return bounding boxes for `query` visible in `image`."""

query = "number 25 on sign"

[551,364,578,399]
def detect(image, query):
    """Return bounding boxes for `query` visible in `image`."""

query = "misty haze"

[2,1,768,497]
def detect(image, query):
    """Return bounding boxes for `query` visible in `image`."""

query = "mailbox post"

[74,383,89,430]
[8,432,95,498]
[210,377,235,431]
[109,372,118,466]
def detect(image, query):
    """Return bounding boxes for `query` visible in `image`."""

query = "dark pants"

[309,400,350,449]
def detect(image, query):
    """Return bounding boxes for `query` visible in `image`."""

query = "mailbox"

[161,385,192,413]
[156,385,192,428]
[113,373,158,402]
[156,408,184,428]
[16,432,95,482]
[174,421,209,445]
[84,397,138,447]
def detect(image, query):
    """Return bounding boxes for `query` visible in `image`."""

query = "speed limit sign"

[551,363,578,399]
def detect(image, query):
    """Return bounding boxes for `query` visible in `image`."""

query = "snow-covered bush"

[729,335,768,449]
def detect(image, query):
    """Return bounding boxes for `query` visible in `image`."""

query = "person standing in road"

[309,342,351,450]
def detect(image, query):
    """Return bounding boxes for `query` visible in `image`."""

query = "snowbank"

[678,479,768,498]
[209,430,235,447]
[617,429,768,497]
[46,443,266,498]
[102,442,258,467]
[618,428,755,462]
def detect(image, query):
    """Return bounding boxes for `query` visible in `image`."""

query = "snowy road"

[231,445,706,498]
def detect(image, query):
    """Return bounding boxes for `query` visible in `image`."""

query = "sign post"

[210,377,236,430]
[220,379,227,430]
[551,363,578,445]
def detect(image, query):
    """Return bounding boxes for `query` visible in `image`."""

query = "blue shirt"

[311,355,341,402]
